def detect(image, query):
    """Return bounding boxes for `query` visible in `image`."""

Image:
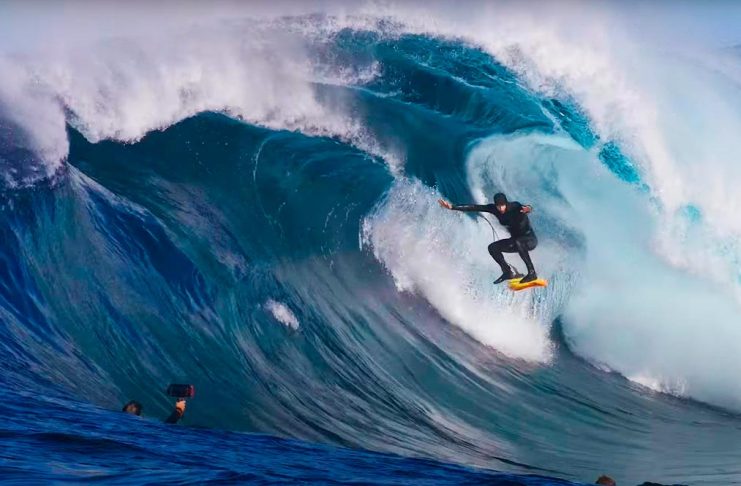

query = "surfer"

[438,192,539,284]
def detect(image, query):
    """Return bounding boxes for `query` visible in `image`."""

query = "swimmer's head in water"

[122,400,143,416]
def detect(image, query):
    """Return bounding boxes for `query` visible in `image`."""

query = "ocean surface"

[2,5,741,485]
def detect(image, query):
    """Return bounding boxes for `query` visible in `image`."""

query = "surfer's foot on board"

[494,270,519,284]
[519,272,538,284]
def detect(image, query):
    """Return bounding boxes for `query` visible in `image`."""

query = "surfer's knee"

[488,241,503,256]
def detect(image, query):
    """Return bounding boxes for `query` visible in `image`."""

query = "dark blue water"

[2,387,585,485]
[0,22,736,485]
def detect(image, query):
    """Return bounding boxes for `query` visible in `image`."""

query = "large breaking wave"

[2,4,741,484]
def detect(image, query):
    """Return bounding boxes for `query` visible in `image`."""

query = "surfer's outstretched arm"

[438,199,493,213]
[452,204,493,212]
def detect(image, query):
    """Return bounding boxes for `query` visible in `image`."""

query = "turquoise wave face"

[1,26,740,486]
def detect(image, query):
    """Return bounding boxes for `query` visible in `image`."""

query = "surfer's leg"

[514,236,538,282]
[488,239,516,272]
[489,239,520,283]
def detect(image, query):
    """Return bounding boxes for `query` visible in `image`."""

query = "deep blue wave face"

[1,21,739,486]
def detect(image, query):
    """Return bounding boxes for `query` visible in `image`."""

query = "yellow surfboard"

[508,277,548,291]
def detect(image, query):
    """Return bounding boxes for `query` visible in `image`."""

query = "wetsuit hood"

[493,193,507,205]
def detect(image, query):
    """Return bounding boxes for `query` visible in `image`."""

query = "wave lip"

[0,16,403,188]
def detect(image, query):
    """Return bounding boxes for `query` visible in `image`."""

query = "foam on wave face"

[467,132,741,411]
[265,300,300,330]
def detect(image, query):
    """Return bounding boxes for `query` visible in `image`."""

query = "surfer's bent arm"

[511,201,532,214]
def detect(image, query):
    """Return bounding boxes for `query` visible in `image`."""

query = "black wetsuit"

[165,408,184,424]
[452,201,537,275]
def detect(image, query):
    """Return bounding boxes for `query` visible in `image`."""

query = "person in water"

[122,400,143,416]
[438,192,538,284]
[122,398,186,424]
[595,476,617,486]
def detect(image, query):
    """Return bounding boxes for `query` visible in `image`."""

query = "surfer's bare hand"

[521,205,532,214]
[438,199,453,209]
[175,399,186,414]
